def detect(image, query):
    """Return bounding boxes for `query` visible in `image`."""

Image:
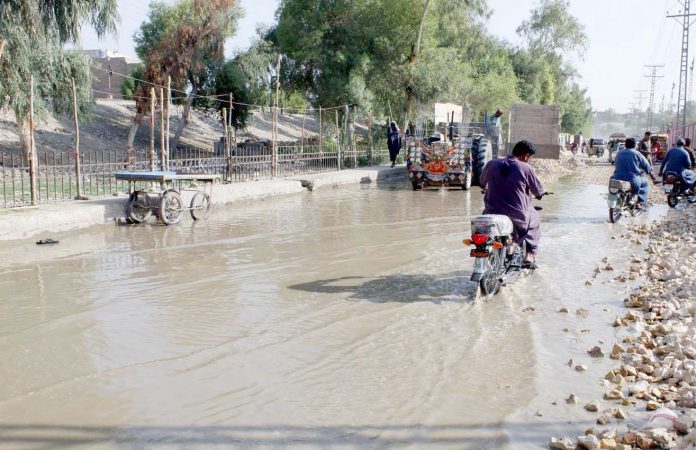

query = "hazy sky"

[79,0,683,113]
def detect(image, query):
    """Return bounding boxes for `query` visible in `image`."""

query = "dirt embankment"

[0,100,353,158]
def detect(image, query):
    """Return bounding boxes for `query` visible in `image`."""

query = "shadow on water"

[0,421,576,448]
[288,272,478,304]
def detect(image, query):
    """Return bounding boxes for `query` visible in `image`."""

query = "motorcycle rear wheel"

[668,192,679,208]
[609,196,624,224]
[479,249,503,298]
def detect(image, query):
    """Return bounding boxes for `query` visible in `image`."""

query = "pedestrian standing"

[387,121,402,168]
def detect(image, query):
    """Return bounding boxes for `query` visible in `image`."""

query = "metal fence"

[0,144,390,208]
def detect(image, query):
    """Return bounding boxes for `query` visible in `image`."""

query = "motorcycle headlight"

[416,158,421,164]
[416,172,423,179]
[609,187,619,194]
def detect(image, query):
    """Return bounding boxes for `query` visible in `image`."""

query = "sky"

[79,0,685,114]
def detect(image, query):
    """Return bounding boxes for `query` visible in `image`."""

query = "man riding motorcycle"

[659,138,696,192]
[480,140,545,267]
[611,137,655,209]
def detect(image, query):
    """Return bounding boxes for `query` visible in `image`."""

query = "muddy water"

[0,177,664,449]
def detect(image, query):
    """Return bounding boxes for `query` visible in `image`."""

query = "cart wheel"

[159,190,184,225]
[190,192,212,220]
[127,190,152,224]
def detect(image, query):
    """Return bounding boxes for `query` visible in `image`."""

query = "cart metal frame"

[115,171,221,225]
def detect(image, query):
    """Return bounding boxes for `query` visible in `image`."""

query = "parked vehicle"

[663,171,696,207]
[464,195,549,298]
[607,179,643,223]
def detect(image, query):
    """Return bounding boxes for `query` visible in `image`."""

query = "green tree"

[513,0,591,133]
[274,0,495,127]
[127,0,240,153]
[214,36,275,129]
[0,0,118,161]
[120,64,144,100]
[516,0,587,56]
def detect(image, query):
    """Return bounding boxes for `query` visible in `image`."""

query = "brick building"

[85,50,141,99]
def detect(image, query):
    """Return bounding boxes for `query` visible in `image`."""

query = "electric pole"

[644,65,665,131]
[634,90,648,132]
[668,1,696,129]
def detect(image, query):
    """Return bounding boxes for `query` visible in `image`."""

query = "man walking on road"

[387,122,402,168]
[480,140,546,267]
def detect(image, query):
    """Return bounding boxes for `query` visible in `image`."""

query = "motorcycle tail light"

[665,175,677,184]
[471,234,490,246]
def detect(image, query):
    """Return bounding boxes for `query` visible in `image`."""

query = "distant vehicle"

[607,140,624,164]
[588,138,606,157]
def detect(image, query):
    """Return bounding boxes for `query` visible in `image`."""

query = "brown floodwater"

[0,175,667,449]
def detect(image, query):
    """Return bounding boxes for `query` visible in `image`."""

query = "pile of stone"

[550,210,696,448]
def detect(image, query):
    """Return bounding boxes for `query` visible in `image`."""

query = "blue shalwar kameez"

[612,148,653,203]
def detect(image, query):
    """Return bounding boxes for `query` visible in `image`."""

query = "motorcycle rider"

[611,138,655,209]
[659,137,696,191]
[480,140,545,267]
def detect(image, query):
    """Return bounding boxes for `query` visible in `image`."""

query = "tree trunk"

[404,0,430,131]
[126,113,142,164]
[16,112,31,166]
[0,39,6,62]
[172,83,198,151]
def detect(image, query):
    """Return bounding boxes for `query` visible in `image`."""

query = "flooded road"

[0,176,665,449]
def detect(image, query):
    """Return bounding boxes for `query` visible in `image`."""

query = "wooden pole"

[335,110,341,170]
[71,78,83,199]
[29,75,37,206]
[351,106,356,167]
[368,107,373,165]
[166,75,171,170]
[150,88,156,172]
[230,93,237,145]
[301,108,306,152]
[272,55,281,177]
[319,106,323,146]
[159,87,165,170]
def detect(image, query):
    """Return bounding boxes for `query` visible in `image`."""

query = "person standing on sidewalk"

[387,121,402,168]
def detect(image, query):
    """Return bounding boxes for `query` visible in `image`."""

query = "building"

[84,49,141,99]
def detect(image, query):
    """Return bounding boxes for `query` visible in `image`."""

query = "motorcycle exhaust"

[499,270,520,285]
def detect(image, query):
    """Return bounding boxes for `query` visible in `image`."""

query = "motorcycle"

[663,171,696,208]
[607,179,643,223]
[464,194,550,298]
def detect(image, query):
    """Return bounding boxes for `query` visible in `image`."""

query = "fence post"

[318,106,322,147]
[150,88,156,172]
[335,110,341,171]
[71,77,85,200]
[159,87,165,171]
[28,76,38,205]
[272,55,281,178]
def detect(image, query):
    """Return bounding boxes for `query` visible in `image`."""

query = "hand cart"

[115,171,221,225]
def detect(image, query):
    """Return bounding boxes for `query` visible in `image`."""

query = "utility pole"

[634,90,648,132]
[690,59,695,105]
[668,1,696,129]
[644,65,665,131]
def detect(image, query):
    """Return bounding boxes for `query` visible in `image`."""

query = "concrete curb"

[0,165,406,242]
